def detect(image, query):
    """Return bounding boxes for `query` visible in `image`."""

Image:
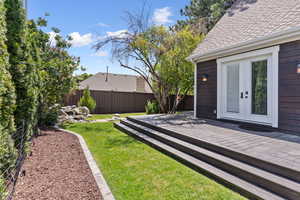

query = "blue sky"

[28,0,189,75]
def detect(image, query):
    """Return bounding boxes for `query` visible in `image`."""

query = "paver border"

[55,127,115,200]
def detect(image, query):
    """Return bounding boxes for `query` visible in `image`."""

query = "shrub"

[0,0,17,188]
[39,104,60,127]
[78,88,96,112]
[5,0,38,143]
[0,175,7,200]
[145,100,160,114]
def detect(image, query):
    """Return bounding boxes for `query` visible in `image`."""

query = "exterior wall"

[278,40,300,132]
[196,60,217,119]
[196,40,300,133]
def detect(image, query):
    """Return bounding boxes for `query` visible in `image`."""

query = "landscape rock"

[79,106,90,116]
[58,105,91,124]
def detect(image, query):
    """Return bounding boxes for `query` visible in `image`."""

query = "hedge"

[0,1,17,199]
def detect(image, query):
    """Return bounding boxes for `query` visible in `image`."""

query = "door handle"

[240,92,244,99]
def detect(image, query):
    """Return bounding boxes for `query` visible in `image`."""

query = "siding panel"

[279,40,300,132]
[196,60,217,119]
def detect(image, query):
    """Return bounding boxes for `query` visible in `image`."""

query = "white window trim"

[217,46,280,127]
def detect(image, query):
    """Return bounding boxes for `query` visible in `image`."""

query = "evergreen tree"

[78,88,96,112]
[5,0,38,144]
[177,0,236,33]
[0,1,17,198]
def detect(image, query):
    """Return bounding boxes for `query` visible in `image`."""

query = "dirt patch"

[14,129,102,200]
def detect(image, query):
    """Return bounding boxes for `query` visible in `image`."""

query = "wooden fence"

[64,90,194,114]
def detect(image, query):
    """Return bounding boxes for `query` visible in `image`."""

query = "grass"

[65,122,247,200]
[87,112,146,120]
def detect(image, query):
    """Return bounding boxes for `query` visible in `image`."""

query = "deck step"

[114,122,284,200]
[121,119,300,200]
[120,119,300,200]
[127,116,300,184]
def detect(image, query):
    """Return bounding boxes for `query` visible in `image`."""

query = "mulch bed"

[14,129,103,200]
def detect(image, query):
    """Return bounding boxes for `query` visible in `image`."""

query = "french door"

[220,56,273,125]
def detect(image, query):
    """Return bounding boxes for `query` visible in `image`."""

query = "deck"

[133,112,300,173]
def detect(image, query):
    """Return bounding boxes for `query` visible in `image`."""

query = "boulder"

[74,115,85,120]
[59,109,68,117]
[73,107,81,115]
[58,105,90,124]
[79,106,90,116]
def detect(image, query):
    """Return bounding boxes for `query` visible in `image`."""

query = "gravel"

[14,129,102,200]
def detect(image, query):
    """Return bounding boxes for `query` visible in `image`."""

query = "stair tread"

[115,122,285,200]
[127,116,300,183]
[122,119,300,194]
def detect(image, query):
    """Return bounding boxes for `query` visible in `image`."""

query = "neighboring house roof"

[189,0,300,62]
[79,72,152,93]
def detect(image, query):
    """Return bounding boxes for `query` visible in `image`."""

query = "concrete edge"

[54,126,115,200]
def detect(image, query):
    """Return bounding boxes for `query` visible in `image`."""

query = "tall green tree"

[0,1,16,198]
[159,27,203,112]
[26,19,80,126]
[177,0,236,32]
[5,0,38,144]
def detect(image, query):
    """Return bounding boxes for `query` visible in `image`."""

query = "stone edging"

[55,127,115,200]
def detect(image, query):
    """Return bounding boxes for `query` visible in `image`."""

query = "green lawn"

[87,112,146,120]
[65,122,246,200]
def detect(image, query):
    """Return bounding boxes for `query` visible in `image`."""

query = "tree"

[159,27,203,112]
[94,8,202,113]
[0,0,17,187]
[5,0,38,144]
[0,5,81,197]
[177,0,236,32]
[94,10,174,113]
[78,87,96,112]
[26,19,81,126]
[75,73,93,84]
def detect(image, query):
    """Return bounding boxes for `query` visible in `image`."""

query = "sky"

[28,0,189,75]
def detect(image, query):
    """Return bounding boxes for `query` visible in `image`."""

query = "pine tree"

[78,88,96,112]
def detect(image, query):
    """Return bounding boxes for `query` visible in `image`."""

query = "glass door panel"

[251,60,268,115]
[227,64,240,113]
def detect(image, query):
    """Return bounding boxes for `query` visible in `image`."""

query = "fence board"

[64,90,193,114]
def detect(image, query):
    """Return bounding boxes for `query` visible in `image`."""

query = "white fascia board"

[190,26,300,63]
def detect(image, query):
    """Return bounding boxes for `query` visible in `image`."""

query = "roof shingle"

[190,0,300,59]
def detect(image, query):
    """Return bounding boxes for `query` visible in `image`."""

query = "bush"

[145,100,160,114]
[39,104,60,127]
[0,0,17,188]
[0,176,7,200]
[78,88,96,112]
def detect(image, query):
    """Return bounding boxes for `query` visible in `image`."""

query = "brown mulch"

[13,129,103,200]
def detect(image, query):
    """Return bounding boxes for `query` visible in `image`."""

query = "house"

[79,72,152,93]
[189,0,300,133]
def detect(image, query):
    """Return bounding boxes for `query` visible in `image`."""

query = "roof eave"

[189,26,300,63]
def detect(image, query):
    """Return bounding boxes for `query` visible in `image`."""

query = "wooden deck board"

[133,112,300,173]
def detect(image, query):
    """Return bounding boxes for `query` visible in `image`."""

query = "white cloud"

[69,32,93,47]
[48,31,59,46]
[92,51,108,57]
[153,7,173,25]
[97,22,110,27]
[106,29,128,38]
